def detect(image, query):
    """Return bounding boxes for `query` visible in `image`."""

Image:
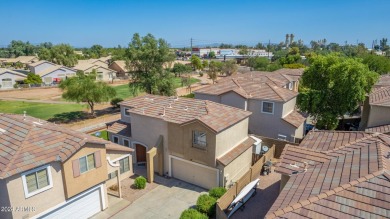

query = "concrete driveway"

[112,176,206,219]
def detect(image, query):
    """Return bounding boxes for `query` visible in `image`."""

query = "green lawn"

[172,77,201,88]
[91,130,109,140]
[0,100,86,120]
[113,84,138,100]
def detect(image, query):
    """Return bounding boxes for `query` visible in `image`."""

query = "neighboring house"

[360,85,390,129]
[267,130,390,218]
[194,69,306,142]
[0,114,133,219]
[1,56,39,68]
[0,68,27,89]
[28,60,77,84]
[107,94,258,189]
[74,60,116,81]
[109,60,129,77]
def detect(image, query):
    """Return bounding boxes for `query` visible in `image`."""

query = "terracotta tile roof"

[374,74,390,88]
[282,110,306,128]
[120,94,251,133]
[195,75,298,102]
[0,114,131,179]
[366,124,390,134]
[266,133,390,218]
[369,86,390,107]
[107,120,132,137]
[217,137,255,166]
[299,130,371,151]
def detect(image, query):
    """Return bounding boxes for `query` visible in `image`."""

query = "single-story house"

[0,68,27,89]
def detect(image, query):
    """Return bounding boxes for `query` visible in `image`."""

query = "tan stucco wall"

[106,150,133,187]
[120,106,132,123]
[359,98,370,130]
[282,98,296,117]
[367,105,390,128]
[220,146,252,188]
[280,174,290,192]
[220,91,247,110]
[168,121,217,167]
[62,143,108,199]
[3,162,66,219]
[294,122,305,140]
[215,118,249,158]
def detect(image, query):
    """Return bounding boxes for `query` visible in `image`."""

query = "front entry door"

[136,144,147,163]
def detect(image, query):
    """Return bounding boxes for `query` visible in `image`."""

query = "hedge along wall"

[216,145,276,219]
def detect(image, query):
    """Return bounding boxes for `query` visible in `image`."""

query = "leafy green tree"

[24,73,43,85]
[208,61,220,83]
[202,60,209,69]
[191,55,203,70]
[222,60,238,76]
[297,53,379,129]
[248,57,269,70]
[38,44,78,67]
[208,51,216,58]
[125,33,176,95]
[85,44,107,58]
[172,63,192,77]
[361,54,390,75]
[59,72,116,115]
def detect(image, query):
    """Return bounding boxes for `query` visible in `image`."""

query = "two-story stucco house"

[28,60,77,85]
[0,68,27,89]
[107,94,259,189]
[194,69,306,142]
[0,114,133,219]
[73,59,116,81]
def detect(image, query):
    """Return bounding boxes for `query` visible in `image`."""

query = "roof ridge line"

[324,134,377,154]
[266,83,284,101]
[267,170,385,218]
[0,120,35,178]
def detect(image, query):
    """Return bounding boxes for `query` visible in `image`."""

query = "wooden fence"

[254,135,298,158]
[216,145,276,219]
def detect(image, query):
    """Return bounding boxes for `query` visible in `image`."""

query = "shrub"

[209,187,227,199]
[196,194,216,217]
[180,209,208,219]
[134,176,147,189]
[199,72,204,77]
[109,184,119,191]
[180,93,195,98]
[110,97,124,108]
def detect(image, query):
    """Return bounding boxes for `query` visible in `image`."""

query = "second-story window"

[261,101,274,114]
[193,130,207,148]
[124,108,130,117]
[79,153,96,174]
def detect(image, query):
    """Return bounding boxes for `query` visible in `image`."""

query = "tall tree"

[208,61,220,84]
[191,55,203,70]
[59,72,116,115]
[38,44,78,67]
[222,60,238,76]
[125,33,176,95]
[361,54,390,75]
[172,63,192,77]
[297,53,379,129]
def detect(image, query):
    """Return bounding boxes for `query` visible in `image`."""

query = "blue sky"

[1,0,389,48]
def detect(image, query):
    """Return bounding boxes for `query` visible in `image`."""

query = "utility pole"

[190,38,193,52]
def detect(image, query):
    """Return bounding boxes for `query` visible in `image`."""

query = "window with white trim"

[119,157,130,174]
[108,171,117,179]
[22,165,53,198]
[123,139,130,147]
[288,82,293,90]
[193,130,207,148]
[79,153,95,174]
[113,136,119,144]
[261,101,274,114]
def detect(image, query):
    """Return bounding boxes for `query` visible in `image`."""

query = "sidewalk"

[90,195,130,219]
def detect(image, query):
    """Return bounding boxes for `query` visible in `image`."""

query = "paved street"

[111,177,206,219]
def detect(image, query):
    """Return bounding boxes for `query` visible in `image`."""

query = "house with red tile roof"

[267,130,390,218]
[194,69,306,142]
[106,94,259,189]
[360,75,390,131]
[0,114,133,219]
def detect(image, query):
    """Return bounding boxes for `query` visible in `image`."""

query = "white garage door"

[2,78,12,88]
[171,156,218,189]
[39,185,103,219]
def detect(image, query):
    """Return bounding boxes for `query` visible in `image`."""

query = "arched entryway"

[135,144,147,164]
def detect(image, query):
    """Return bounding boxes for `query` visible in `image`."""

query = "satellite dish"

[262,146,269,152]
[95,132,101,137]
